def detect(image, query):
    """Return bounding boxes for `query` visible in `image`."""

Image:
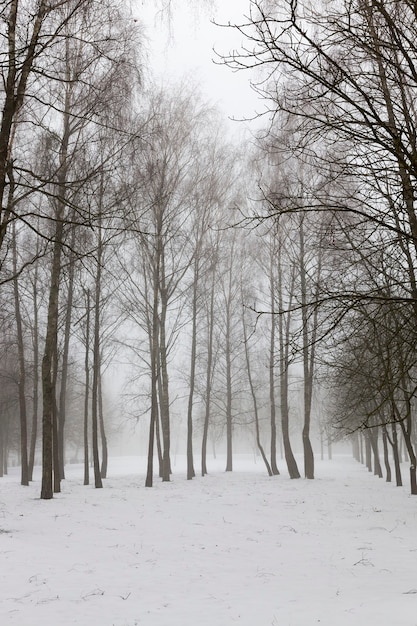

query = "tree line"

[2,0,417,497]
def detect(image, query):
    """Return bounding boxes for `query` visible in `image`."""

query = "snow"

[1,454,417,625]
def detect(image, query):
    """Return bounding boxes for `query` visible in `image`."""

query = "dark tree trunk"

[58,229,76,480]
[369,428,383,478]
[201,262,216,477]
[41,221,63,500]
[28,263,39,482]
[242,297,273,477]
[382,427,391,483]
[299,215,320,480]
[391,422,402,487]
[145,256,161,488]
[268,252,279,475]
[98,367,108,479]
[12,221,29,486]
[52,348,60,494]
[83,289,90,486]
[225,304,233,473]
[364,432,372,472]
[278,260,300,479]
[186,258,199,480]
[399,420,417,495]
[91,224,103,489]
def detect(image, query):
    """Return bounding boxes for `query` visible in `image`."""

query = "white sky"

[136,0,265,133]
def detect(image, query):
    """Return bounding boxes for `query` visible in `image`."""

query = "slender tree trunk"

[41,72,71,499]
[52,346,61,493]
[145,257,161,488]
[159,286,171,482]
[41,237,62,499]
[28,263,39,481]
[225,265,233,473]
[268,250,279,475]
[202,264,215,477]
[370,428,383,477]
[382,427,391,483]
[58,227,76,480]
[242,297,273,477]
[186,258,199,480]
[299,215,320,479]
[399,420,417,495]
[98,366,108,479]
[83,289,90,486]
[278,258,300,479]
[364,431,372,472]
[91,222,103,489]
[12,222,29,486]
[391,422,402,486]
[394,390,416,494]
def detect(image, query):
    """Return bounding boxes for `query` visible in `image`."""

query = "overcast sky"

[137,0,264,133]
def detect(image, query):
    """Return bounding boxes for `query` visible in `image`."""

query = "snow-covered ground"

[1,454,416,625]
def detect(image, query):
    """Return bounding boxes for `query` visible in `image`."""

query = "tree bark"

[186,256,198,480]
[98,367,108,479]
[41,222,63,499]
[382,427,391,483]
[83,289,90,486]
[201,261,216,477]
[12,221,29,486]
[225,262,233,473]
[58,227,76,479]
[242,293,273,477]
[278,255,300,479]
[268,245,279,475]
[391,422,403,487]
[91,221,103,489]
[28,262,40,482]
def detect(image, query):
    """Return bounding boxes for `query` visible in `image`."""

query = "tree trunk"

[91,222,103,489]
[225,272,233,473]
[41,230,62,500]
[201,264,215,477]
[186,258,198,480]
[28,262,39,482]
[52,347,60,494]
[370,429,383,478]
[382,427,391,483]
[391,422,402,487]
[58,227,76,480]
[41,71,71,499]
[399,420,417,495]
[83,289,90,486]
[242,296,273,477]
[268,248,279,475]
[299,214,320,479]
[364,432,372,472]
[12,221,29,486]
[159,286,171,482]
[98,367,108,479]
[145,254,161,488]
[278,258,300,479]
